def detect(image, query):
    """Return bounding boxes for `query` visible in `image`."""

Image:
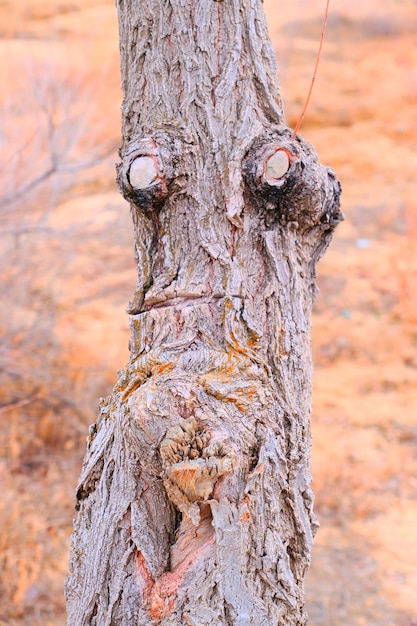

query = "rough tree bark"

[66,1,342,624]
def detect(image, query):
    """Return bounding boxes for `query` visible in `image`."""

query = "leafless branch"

[0,392,40,416]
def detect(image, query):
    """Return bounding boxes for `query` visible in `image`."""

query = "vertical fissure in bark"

[66,0,342,624]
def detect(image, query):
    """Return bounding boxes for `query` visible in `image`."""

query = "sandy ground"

[0,1,416,624]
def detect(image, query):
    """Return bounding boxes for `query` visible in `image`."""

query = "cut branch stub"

[117,138,172,212]
[244,136,300,188]
[129,155,158,189]
[245,135,342,230]
[263,148,292,185]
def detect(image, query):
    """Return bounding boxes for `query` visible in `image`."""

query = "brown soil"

[1,1,416,624]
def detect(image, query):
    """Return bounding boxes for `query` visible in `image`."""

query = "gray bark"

[66,1,342,624]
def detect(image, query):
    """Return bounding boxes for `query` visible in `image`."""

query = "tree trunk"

[66,1,342,624]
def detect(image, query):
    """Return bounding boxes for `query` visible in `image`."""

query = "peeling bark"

[66,1,342,624]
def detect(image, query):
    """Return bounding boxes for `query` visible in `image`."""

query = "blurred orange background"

[0,1,416,624]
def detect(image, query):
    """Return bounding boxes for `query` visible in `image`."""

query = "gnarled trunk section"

[66,1,342,624]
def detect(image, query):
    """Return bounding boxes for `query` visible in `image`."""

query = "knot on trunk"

[116,136,176,213]
[244,133,343,231]
[160,416,234,525]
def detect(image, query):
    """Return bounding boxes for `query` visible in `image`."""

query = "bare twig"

[0,392,40,416]
[0,166,56,208]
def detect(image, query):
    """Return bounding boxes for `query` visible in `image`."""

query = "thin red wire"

[291,0,330,140]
